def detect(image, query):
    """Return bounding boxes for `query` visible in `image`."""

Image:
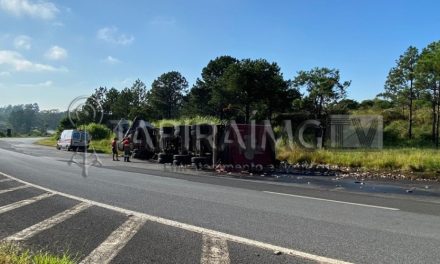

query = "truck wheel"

[173,155,190,164]
[158,153,168,159]
[157,153,173,163]
[191,157,208,164]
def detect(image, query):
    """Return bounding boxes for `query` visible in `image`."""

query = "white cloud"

[97,27,134,45]
[104,55,120,64]
[45,45,67,60]
[0,0,59,20]
[18,80,53,87]
[52,21,63,27]
[0,50,66,72]
[13,35,31,50]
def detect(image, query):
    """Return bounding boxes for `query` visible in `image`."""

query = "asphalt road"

[0,138,440,263]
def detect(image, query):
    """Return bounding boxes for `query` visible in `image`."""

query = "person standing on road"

[123,137,131,162]
[111,137,119,161]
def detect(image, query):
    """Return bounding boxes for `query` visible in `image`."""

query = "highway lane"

[1,138,440,263]
[2,138,440,215]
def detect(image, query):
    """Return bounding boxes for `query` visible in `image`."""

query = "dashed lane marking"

[201,235,230,264]
[0,171,353,264]
[0,193,54,214]
[5,202,92,241]
[0,178,13,183]
[0,185,30,194]
[79,216,147,264]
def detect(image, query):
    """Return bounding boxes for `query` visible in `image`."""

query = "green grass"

[152,116,222,127]
[277,143,440,178]
[0,242,76,264]
[89,139,112,154]
[34,137,57,147]
[352,106,436,148]
[34,137,112,154]
[35,125,440,179]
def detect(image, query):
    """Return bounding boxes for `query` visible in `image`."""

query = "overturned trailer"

[120,118,276,171]
[118,117,158,159]
[219,124,277,170]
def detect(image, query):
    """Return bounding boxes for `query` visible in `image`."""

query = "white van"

[56,129,90,151]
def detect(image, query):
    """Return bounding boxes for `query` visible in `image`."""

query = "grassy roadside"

[35,136,440,178]
[0,242,76,264]
[88,139,112,154]
[152,116,222,127]
[34,137,112,154]
[34,137,57,147]
[277,145,440,177]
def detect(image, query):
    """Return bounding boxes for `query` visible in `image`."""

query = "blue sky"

[0,0,439,110]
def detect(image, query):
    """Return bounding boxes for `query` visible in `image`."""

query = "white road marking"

[263,191,400,211]
[0,185,29,194]
[79,216,146,264]
[201,235,230,264]
[0,178,13,183]
[0,193,54,214]
[0,171,353,264]
[5,202,91,241]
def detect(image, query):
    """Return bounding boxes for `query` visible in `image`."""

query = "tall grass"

[152,116,222,127]
[89,138,113,154]
[35,137,58,147]
[277,144,440,173]
[0,242,76,264]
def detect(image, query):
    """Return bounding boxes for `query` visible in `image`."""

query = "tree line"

[5,40,438,147]
[383,41,440,147]
[80,56,351,127]
[76,47,440,147]
[0,104,64,136]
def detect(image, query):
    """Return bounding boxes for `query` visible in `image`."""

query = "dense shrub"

[384,120,407,146]
[152,116,222,127]
[85,123,111,140]
[29,129,44,137]
[382,109,405,125]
